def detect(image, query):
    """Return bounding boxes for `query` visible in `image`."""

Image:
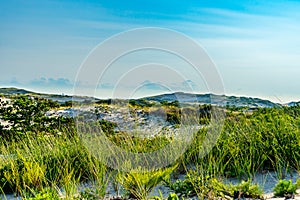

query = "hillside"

[143,92,281,108]
[0,87,295,108]
[0,87,34,95]
[0,87,97,103]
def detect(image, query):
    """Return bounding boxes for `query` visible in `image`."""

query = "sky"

[0,0,300,103]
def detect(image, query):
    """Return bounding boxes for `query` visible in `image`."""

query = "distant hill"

[0,87,34,95]
[0,87,97,103]
[143,92,281,108]
[0,87,297,108]
[286,101,300,107]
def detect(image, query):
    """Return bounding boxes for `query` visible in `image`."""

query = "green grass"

[166,172,263,199]
[0,134,109,199]
[117,165,177,199]
[0,95,300,199]
[184,107,300,179]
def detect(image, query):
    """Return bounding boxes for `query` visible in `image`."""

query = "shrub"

[99,119,116,135]
[273,179,297,197]
[129,99,154,107]
[166,171,263,199]
[0,95,75,140]
[166,111,180,125]
[166,171,230,199]
[27,187,59,200]
[160,100,179,107]
[229,180,263,199]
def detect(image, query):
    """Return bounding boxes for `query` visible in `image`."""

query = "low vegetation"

[273,179,300,198]
[0,95,299,199]
[117,165,177,199]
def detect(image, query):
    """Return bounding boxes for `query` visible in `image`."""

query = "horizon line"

[0,86,299,105]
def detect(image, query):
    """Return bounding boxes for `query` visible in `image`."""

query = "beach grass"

[0,96,299,199]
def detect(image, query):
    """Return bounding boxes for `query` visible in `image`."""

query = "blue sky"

[0,0,300,102]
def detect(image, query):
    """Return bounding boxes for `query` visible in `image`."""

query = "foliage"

[166,172,263,199]
[79,187,110,200]
[166,111,181,125]
[0,134,108,199]
[27,187,59,200]
[167,193,180,200]
[129,99,154,107]
[184,107,300,178]
[60,100,73,107]
[95,99,112,105]
[166,178,194,197]
[160,100,179,107]
[1,94,300,199]
[99,119,116,135]
[166,171,230,199]
[107,131,171,153]
[0,95,75,140]
[198,104,212,124]
[165,175,195,197]
[273,179,298,197]
[161,103,213,125]
[283,104,300,118]
[229,180,263,199]
[117,165,177,199]
[152,193,181,200]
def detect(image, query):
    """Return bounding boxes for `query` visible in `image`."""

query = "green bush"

[27,187,59,200]
[99,119,116,135]
[160,100,179,107]
[167,172,263,199]
[129,99,154,107]
[166,171,230,199]
[166,111,180,125]
[273,179,297,197]
[229,180,263,199]
[0,95,75,140]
